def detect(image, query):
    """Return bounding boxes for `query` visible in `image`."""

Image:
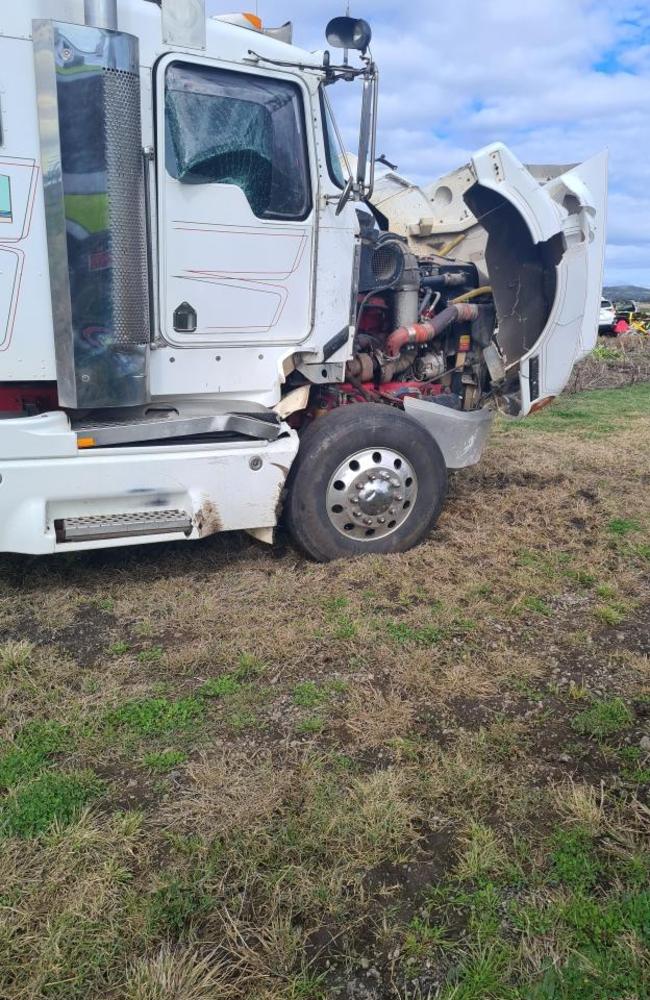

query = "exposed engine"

[326,212,505,413]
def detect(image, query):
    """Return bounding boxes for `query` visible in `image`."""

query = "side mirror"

[325,16,372,53]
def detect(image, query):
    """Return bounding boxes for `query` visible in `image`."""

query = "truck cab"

[0,1,607,560]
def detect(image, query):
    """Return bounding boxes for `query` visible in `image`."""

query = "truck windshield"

[320,87,347,190]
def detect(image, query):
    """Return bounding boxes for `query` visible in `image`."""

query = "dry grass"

[1,381,649,998]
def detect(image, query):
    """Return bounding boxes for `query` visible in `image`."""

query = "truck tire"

[285,404,448,561]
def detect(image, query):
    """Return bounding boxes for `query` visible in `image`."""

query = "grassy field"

[0,382,649,999]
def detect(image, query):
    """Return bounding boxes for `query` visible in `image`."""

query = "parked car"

[599,298,616,333]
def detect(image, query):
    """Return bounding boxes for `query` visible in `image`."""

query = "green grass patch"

[296,716,326,735]
[137,645,164,664]
[146,874,213,938]
[571,698,633,740]
[607,517,641,536]
[498,383,650,439]
[109,640,130,656]
[385,621,444,646]
[226,710,260,732]
[521,596,552,617]
[292,681,327,708]
[0,770,102,838]
[200,674,242,699]
[591,344,622,362]
[0,720,72,791]
[550,828,601,890]
[107,696,204,738]
[593,603,626,626]
[143,750,188,773]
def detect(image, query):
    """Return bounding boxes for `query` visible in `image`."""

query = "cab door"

[156,55,316,348]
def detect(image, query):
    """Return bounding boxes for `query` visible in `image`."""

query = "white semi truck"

[0,0,607,560]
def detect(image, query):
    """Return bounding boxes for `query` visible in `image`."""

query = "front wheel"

[285,404,448,561]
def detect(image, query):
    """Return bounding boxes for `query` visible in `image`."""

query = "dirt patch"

[1,383,649,1000]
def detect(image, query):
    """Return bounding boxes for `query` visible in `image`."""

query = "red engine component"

[341,380,443,402]
[357,294,390,336]
[0,384,59,415]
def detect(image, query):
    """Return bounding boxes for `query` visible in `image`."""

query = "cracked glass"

[166,63,312,221]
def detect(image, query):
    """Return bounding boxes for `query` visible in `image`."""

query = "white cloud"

[208,1,650,286]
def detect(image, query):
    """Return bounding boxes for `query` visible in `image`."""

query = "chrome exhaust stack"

[84,0,118,30]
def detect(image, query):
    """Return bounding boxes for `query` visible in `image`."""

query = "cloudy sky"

[208,1,650,288]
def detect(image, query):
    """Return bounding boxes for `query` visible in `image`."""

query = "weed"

[607,517,641,536]
[522,596,552,616]
[0,639,34,673]
[0,770,102,838]
[456,823,507,882]
[143,750,188,773]
[107,697,204,737]
[550,828,601,889]
[592,344,622,362]
[292,682,327,708]
[200,675,242,699]
[234,653,266,679]
[593,603,626,626]
[147,875,213,937]
[568,569,597,588]
[333,616,358,640]
[137,646,164,664]
[109,640,130,656]
[297,716,325,735]
[0,720,72,791]
[385,621,443,645]
[571,698,633,739]
[403,915,450,958]
[226,710,260,732]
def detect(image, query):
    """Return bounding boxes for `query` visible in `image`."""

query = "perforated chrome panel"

[33,21,151,409]
[104,67,150,349]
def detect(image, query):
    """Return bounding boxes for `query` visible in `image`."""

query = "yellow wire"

[451,286,493,304]
[437,234,465,257]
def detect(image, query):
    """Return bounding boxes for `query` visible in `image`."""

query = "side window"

[165,62,312,221]
[320,87,346,190]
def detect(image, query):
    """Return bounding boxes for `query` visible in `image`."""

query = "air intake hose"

[385,303,479,357]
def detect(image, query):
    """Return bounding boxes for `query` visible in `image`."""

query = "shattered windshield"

[166,63,312,220]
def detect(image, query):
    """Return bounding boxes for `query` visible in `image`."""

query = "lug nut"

[353,511,361,518]
[396,495,403,502]
[350,497,359,504]
[380,471,390,480]
[391,479,401,488]
[364,518,373,526]
[378,517,386,524]
[356,482,364,490]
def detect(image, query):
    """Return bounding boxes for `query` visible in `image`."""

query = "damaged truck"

[0,1,607,560]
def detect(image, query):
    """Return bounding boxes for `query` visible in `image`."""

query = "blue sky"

[208,1,650,288]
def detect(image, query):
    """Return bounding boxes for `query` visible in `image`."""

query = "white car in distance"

[599,298,616,333]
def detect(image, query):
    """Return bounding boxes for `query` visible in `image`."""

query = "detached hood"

[369,143,608,415]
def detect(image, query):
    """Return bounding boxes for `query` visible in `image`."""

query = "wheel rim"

[326,447,418,541]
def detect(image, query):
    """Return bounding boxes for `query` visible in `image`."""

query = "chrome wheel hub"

[326,447,418,541]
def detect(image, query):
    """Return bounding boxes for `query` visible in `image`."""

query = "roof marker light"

[243,12,263,30]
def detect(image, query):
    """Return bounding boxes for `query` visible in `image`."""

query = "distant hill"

[604,285,650,302]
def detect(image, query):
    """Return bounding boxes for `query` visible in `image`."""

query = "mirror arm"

[365,66,379,201]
